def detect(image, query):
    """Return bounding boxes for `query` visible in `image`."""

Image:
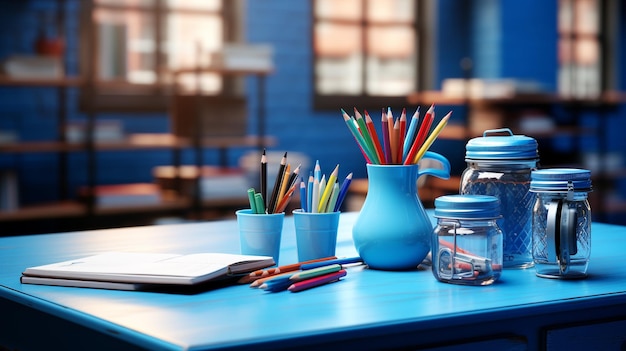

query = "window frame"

[79,0,243,113]
[311,0,434,111]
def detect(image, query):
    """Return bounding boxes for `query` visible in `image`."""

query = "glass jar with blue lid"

[530,168,592,279]
[460,128,539,269]
[431,195,503,286]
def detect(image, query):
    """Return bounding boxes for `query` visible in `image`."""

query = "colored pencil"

[381,108,392,164]
[325,182,340,213]
[288,270,347,292]
[398,108,407,163]
[289,263,342,281]
[404,104,434,165]
[275,163,291,212]
[268,152,287,213]
[354,108,379,164]
[300,256,363,270]
[247,188,257,214]
[254,193,264,214]
[275,179,298,214]
[299,180,307,212]
[364,110,385,164]
[342,110,373,163]
[311,176,320,213]
[318,164,338,213]
[403,107,420,160]
[412,111,452,163]
[306,173,314,213]
[243,256,338,283]
[333,172,352,212]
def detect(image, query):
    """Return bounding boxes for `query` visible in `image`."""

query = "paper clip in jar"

[431,195,503,286]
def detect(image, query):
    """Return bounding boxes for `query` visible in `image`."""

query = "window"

[557,0,603,98]
[312,0,430,110]
[81,0,241,112]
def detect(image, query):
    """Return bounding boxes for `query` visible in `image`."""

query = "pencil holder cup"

[293,209,340,262]
[236,209,284,264]
[352,152,450,270]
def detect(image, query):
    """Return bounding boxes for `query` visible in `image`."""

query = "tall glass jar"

[530,168,592,279]
[460,128,539,268]
[431,195,503,286]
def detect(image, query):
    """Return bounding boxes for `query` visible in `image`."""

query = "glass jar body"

[532,191,591,279]
[460,160,537,268]
[431,218,503,286]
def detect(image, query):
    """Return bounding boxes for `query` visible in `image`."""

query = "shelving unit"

[407,90,626,220]
[0,2,275,234]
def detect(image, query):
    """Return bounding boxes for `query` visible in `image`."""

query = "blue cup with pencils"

[236,209,284,264]
[293,209,340,262]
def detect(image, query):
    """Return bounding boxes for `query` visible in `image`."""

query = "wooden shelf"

[0,134,276,153]
[0,75,84,87]
[407,90,626,107]
[0,201,86,221]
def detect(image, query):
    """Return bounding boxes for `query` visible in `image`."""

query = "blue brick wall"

[1,1,625,224]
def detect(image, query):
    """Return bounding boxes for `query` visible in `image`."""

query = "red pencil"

[287,269,347,292]
[398,108,407,163]
[381,108,392,164]
[241,256,338,284]
[404,104,435,165]
[364,110,385,164]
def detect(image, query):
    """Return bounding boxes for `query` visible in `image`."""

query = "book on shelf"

[21,252,275,291]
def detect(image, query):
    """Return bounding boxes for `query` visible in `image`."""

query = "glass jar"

[530,168,592,279]
[431,195,503,286]
[460,128,539,269]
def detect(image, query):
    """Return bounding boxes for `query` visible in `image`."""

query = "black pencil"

[261,149,267,212]
[268,152,287,213]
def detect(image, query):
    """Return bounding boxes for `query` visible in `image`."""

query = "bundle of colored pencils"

[298,160,353,213]
[341,104,451,165]
[248,150,301,214]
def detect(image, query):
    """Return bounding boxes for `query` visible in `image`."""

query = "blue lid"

[465,128,539,160]
[434,195,501,219]
[530,168,592,192]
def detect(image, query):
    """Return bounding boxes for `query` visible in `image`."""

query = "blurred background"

[0,0,625,235]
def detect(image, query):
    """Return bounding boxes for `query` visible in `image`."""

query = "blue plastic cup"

[236,209,284,264]
[293,209,340,262]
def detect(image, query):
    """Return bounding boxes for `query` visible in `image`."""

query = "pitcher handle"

[417,151,450,180]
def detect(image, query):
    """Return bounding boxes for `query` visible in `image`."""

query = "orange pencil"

[241,256,338,284]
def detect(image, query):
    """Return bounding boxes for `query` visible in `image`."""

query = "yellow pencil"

[318,164,339,213]
[275,163,291,213]
[412,112,451,164]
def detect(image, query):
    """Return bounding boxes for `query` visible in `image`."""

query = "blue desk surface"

[1,212,626,350]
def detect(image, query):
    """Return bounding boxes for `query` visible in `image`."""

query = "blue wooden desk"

[1,212,625,350]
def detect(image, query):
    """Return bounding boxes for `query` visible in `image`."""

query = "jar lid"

[434,195,501,219]
[465,128,539,160]
[530,168,592,192]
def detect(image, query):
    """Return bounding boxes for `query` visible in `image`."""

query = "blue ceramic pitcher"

[352,151,450,270]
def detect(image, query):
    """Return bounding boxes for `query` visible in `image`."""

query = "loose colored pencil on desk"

[241,255,338,284]
[258,264,342,292]
[288,269,347,293]
[300,256,363,270]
